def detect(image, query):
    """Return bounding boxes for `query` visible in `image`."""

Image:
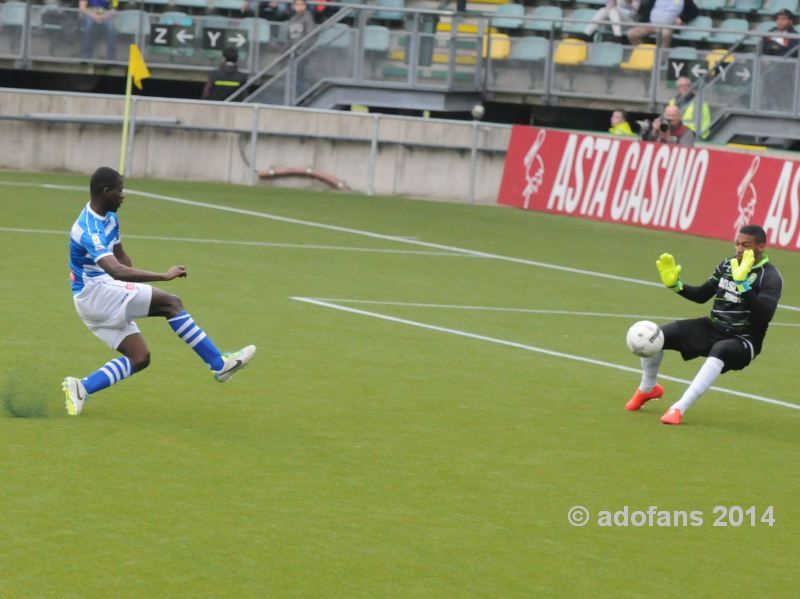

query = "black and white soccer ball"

[626,321,664,357]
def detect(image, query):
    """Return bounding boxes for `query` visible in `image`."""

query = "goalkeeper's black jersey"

[679,256,783,353]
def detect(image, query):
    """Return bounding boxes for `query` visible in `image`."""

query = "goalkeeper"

[626,225,783,425]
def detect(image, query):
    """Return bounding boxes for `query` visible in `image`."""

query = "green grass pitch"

[1,170,799,597]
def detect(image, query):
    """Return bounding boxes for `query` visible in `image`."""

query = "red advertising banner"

[498,125,800,251]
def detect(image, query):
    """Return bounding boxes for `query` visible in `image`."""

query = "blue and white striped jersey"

[68,203,120,294]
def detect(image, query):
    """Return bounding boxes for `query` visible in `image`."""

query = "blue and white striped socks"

[167,311,225,371]
[82,356,133,395]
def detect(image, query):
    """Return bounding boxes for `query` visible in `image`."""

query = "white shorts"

[73,279,153,349]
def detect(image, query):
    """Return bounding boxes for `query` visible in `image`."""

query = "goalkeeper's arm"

[656,253,715,303]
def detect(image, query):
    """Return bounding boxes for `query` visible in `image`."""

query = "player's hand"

[730,249,755,291]
[164,266,187,280]
[656,253,682,290]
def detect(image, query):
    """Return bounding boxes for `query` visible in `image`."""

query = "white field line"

[0,227,468,257]
[292,296,800,412]
[3,179,799,312]
[307,298,800,328]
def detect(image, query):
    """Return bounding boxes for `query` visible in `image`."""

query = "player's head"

[222,46,238,64]
[736,224,767,262]
[89,167,124,212]
[775,9,794,31]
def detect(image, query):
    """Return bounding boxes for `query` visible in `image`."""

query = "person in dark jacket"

[627,0,698,47]
[762,9,798,56]
[202,47,248,101]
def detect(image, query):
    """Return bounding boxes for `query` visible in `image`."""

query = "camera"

[659,122,669,132]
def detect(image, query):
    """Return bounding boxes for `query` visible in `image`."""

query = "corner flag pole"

[119,44,150,176]
[119,70,134,175]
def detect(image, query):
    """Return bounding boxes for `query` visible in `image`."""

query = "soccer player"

[62,167,256,416]
[625,225,782,425]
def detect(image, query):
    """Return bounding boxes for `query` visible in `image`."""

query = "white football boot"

[214,345,257,383]
[62,377,88,416]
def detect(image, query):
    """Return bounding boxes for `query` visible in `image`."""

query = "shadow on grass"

[1,374,53,419]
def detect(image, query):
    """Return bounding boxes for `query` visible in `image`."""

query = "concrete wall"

[0,89,511,205]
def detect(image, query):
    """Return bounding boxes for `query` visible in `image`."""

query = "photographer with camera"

[642,105,695,146]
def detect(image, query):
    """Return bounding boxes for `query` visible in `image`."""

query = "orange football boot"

[625,383,664,411]
[660,408,683,425]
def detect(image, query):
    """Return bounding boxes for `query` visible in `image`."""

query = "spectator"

[285,0,315,50]
[584,0,640,42]
[202,47,248,101]
[609,109,637,136]
[668,76,711,138]
[627,0,698,48]
[762,9,798,56]
[645,105,695,145]
[79,0,117,61]
[241,1,291,22]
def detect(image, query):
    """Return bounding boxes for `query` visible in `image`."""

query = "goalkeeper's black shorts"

[661,317,755,373]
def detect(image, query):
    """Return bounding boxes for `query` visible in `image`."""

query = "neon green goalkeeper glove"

[656,253,683,291]
[730,249,755,292]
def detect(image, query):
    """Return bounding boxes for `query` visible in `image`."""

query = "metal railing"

[3,1,800,126]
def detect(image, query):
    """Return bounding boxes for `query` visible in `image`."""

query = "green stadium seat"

[492,3,525,30]
[673,15,712,42]
[241,17,271,44]
[374,0,405,23]
[583,41,623,67]
[118,9,151,37]
[508,36,549,61]
[562,8,597,36]
[2,1,27,28]
[214,0,246,10]
[728,0,762,12]
[363,24,390,53]
[175,0,210,10]
[707,18,749,45]
[523,6,563,34]
[669,46,699,60]
[759,0,798,14]
[745,19,774,46]
[696,0,726,10]
[317,23,352,48]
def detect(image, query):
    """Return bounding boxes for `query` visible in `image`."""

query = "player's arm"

[656,253,716,303]
[96,254,186,282]
[113,242,133,267]
[735,259,782,323]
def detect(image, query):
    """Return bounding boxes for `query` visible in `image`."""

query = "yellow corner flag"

[128,43,150,90]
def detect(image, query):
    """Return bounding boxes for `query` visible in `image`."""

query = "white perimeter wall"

[0,89,511,205]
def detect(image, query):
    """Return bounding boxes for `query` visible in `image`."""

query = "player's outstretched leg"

[62,355,136,416]
[151,288,255,382]
[660,356,724,425]
[626,351,664,411]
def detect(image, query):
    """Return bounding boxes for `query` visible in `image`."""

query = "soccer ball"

[626,321,664,357]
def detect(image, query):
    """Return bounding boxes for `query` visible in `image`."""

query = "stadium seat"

[508,35,549,62]
[373,0,405,23]
[695,0,726,9]
[669,46,698,60]
[583,41,623,67]
[745,20,773,46]
[1,1,27,28]
[317,23,352,48]
[214,0,246,10]
[620,43,656,71]
[241,17,271,45]
[562,8,597,37]
[673,15,712,42]
[482,32,511,59]
[759,0,798,15]
[707,47,735,70]
[118,9,151,38]
[554,38,587,65]
[174,0,210,10]
[523,6,563,34]
[728,0,762,12]
[707,18,749,45]
[363,24,390,53]
[492,3,525,30]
